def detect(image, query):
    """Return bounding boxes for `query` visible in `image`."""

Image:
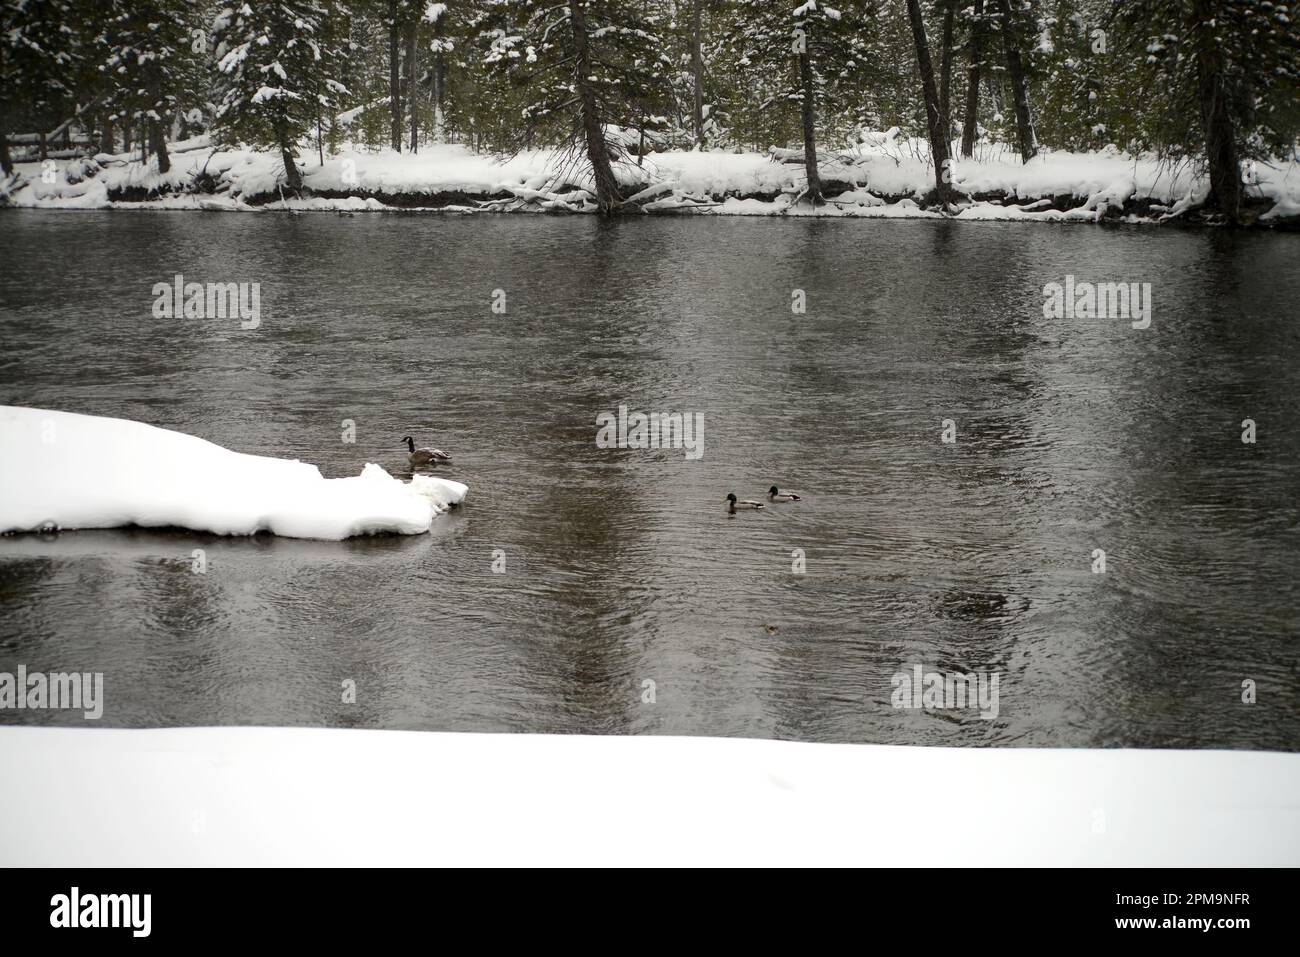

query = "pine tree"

[426,3,448,140]
[689,0,706,147]
[212,1,350,191]
[98,0,207,174]
[992,0,1038,161]
[1117,0,1300,223]
[937,0,956,143]
[723,1,876,203]
[382,0,426,150]
[905,0,957,203]
[0,0,81,173]
[959,0,987,157]
[481,0,674,213]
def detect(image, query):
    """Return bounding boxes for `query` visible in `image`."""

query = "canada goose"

[767,485,802,502]
[726,493,764,513]
[402,435,452,466]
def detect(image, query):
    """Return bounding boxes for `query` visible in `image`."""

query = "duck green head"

[726,493,737,503]
[768,486,779,495]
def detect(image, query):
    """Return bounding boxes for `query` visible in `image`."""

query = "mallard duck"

[402,435,452,466]
[726,493,764,513]
[767,485,802,502]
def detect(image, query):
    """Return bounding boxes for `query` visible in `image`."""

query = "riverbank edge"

[8,178,1297,228]
[251,182,1297,227]
[11,183,1297,228]
[5,141,1297,227]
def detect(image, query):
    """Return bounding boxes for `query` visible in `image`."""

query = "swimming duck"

[767,485,802,502]
[402,435,452,466]
[726,493,764,513]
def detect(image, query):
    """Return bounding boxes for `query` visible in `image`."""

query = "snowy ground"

[0,726,1296,865]
[0,407,466,540]
[4,133,1297,223]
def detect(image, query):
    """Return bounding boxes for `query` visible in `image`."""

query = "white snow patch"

[264,194,390,211]
[0,407,466,541]
[0,727,1295,866]
[6,135,1297,224]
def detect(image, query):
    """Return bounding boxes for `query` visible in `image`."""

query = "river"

[1,211,1297,748]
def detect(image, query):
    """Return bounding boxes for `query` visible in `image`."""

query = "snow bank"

[0,726,1295,866]
[4,134,1297,224]
[0,407,466,540]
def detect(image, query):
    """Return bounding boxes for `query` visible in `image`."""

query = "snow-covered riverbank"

[0,407,466,540]
[5,134,1298,225]
[1,726,1296,865]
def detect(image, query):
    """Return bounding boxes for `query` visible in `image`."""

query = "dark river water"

[1,210,1298,748]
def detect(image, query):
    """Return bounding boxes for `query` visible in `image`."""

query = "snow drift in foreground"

[0,406,467,540]
[1,727,1296,866]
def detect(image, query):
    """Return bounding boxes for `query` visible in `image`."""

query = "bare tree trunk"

[407,20,418,152]
[39,130,47,161]
[388,0,402,152]
[939,0,955,144]
[433,50,445,141]
[100,116,115,155]
[432,17,446,142]
[1193,0,1241,222]
[570,0,621,213]
[1197,72,1241,222]
[995,0,1037,162]
[960,0,983,157]
[691,0,705,149]
[798,47,822,202]
[150,119,170,173]
[149,77,169,173]
[0,45,9,175]
[276,117,302,191]
[905,0,955,204]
